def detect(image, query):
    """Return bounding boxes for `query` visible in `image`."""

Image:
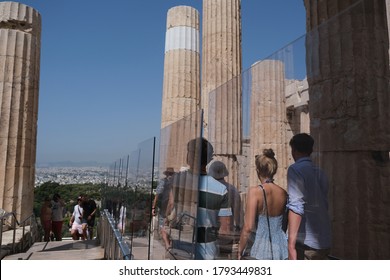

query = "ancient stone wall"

[304,0,390,259]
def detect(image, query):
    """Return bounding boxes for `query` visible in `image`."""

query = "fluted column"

[159,6,202,230]
[161,6,200,129]
[0,2,41,221]
[202,0,242,187]
[249,60,288,190]
[305,0,390,259]
[387,0,390,60]
[160,6,200,172]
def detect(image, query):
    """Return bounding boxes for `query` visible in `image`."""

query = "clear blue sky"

[15,0,306,164]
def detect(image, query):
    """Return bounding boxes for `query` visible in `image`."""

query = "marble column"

[161,6,200,129]
[202,0,242,188]
[249,60,288,190]
[0,2,41,222]
[305,0,390,259]
[160,6,201,221]
[160,6,201,172]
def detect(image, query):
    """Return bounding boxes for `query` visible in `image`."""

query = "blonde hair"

[255,149,278,180]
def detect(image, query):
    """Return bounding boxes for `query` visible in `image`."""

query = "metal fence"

[0,211,40,259]
[98,209,132,260]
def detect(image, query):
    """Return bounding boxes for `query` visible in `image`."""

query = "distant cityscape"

[35,164,108,186]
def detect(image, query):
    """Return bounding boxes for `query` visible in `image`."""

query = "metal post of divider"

[147,137,156,260]
[11,214,16,253]
[21,222,25,252]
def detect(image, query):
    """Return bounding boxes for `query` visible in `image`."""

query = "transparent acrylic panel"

[205,18,307,261]
[153,110,203,260]
[101,0,389,260]
[102,137,156,259]
[102,160,124,216]
[204,0,389,261]
[122,138,156,258]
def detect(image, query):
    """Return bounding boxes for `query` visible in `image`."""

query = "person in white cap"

[207,160,241,232]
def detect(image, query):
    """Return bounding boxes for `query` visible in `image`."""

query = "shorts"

[158,215,165,228]
[71,223,83,234]
[196,241,219,260]
[117,222,125,231]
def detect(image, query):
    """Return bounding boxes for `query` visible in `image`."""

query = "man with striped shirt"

[188,138,232,259]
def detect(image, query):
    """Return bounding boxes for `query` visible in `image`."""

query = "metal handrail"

[98,209,132,260]
[0,211,39,258]
[168,212,197,260]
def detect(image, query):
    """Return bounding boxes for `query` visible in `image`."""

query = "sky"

[12,0,306,165]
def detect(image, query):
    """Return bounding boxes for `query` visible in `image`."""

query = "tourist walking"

[117,202,127,234]
[82,195,97,239]
[208,160,241,232]
[208,160,242,259]
[174,138,232,260]
[238,149,288,260]
[40,196,52,242]
[51,193,65,241]
[286,133,331,260]
[70,196,86,240]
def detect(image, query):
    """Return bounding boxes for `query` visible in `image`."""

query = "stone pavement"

[2,235,168,260]
[0,226,35,259]
[121,235,169,260]
[2,238,104,260]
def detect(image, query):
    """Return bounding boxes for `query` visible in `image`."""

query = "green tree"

[34,182,103,217]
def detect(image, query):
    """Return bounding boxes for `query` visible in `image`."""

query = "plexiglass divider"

[102,0,389,260]
[103,137,156,259]
[155,110,203,260]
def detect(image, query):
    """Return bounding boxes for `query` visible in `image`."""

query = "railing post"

[0,216,3,256]
[21,224,26,252]
[11,216,17,253]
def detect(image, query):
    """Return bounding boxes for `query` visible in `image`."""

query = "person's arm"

[286,166,305,260]
[234,192,242,230]
[237,187,259,259]
[219,216,231,235]
[165,188,174,218]
[88,204,97,220]
[287,210,302,260]
[218,187,233,235]
[70,207,76,225]
[70,213,75,225]
[152,195,158,216]
[90,208,97,217]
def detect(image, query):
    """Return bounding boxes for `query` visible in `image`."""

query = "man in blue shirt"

[287,133,331,260]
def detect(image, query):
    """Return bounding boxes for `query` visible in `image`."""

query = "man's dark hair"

[53,193,60,202]
[187,137,214,167]
[289,133,314,155]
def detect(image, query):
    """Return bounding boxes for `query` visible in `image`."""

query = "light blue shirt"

[287,157,331,249]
